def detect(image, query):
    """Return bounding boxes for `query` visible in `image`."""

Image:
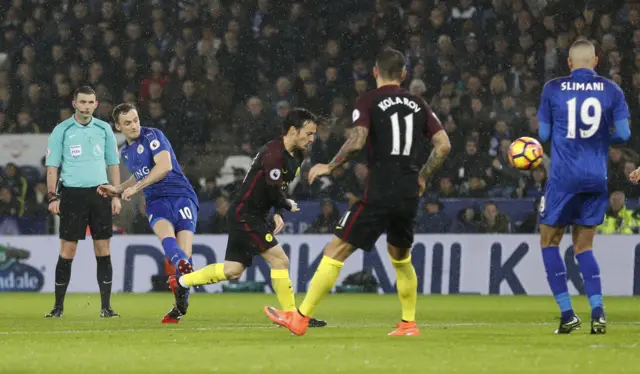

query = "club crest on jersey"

[352,109,360,122]
[137,144,144,154]
[265,233,273,242]
[150,140,160,151]
[269,169,281,180]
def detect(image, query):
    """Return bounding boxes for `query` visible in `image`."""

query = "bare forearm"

[135,165,170,190]
[116,176,137,193]
[328,126,368,172]
[46,166,58,195]
[419,147,449,181]
[108,165,120,186]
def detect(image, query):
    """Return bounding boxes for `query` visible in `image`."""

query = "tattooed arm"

[327,126,369,172]
[308,126,369,184]
[419,130,451,182]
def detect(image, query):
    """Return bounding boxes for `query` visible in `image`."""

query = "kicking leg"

[387,244,419,336]
[540,223,580,334]
[164,261,244,324]
[153,220,192,274]
[573,225,606,334]
[162,230,196,323]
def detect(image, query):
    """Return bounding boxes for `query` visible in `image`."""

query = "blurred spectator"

[0,186,20,216]
[345,163,368,206]
[223,168,246,198]
[517,197,541,234]
[597,191,638,235]
[478,202,511,233]
[451,206,481,233]
[308,199,340,234]
[1,163,26,215]
[23,182,48,217]
[209,196,230,234]
[415,198,450,233]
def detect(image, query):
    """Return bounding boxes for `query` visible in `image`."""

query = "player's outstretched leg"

[388,244,419,336]
[264,236,353,336]
[573,226,606,334]
[540,224,580,334]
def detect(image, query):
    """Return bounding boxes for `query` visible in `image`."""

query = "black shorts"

[59,185,112,241]
[334,198,419,251]
[224,216,278,267]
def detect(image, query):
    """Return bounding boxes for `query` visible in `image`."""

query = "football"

[508,137,543,170]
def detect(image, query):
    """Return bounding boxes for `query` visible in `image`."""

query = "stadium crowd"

[1,0,640,234]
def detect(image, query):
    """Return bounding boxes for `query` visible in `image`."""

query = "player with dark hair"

[171,108,327,327]
[537,39,630,334]
[98,103,196,323]
[264,48,452,336]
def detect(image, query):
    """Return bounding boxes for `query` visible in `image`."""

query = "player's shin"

[271,269,296,311]
[576,250,604,319]
[392,255,417,322]
[54,256,73,308]
[298,256,344,317]
[161,237,189,267]
[542,246,574,320]
[181,263,227,287]
[96,255,113,309]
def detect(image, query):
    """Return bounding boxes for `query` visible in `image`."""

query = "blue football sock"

[576,250,604,319]
[542,246,574,320]
[161,237,188,267]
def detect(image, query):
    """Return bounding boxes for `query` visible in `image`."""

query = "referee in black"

[44,86,122,318]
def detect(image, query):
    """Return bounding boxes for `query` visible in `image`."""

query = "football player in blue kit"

[97,103,198,323]
[537,40,630,334]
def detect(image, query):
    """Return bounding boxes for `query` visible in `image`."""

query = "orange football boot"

[264,306,310,336]
[388,321,420,336]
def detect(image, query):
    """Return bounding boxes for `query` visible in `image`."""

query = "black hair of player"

[376,48,406,81]
[112,103,137,123]
[74,85,96,99]
[282,108,318,134]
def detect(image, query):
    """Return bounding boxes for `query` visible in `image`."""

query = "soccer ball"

[508,137,543,170]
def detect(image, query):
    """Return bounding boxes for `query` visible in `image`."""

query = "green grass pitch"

[1,293,640,373]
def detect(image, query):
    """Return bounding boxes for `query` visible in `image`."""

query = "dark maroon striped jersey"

[233,139,303,220]
[352,85,443,204]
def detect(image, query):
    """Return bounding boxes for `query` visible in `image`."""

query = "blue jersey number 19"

[566,97,602,139]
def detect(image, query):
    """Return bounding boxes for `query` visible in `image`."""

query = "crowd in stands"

[1,0,640,234]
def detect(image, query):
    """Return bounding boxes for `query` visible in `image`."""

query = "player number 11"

[390,112,414,156]
[566,97,602,139]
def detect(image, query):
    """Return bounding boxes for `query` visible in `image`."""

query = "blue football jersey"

[537,68,630,193]
[121,127,199,207]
